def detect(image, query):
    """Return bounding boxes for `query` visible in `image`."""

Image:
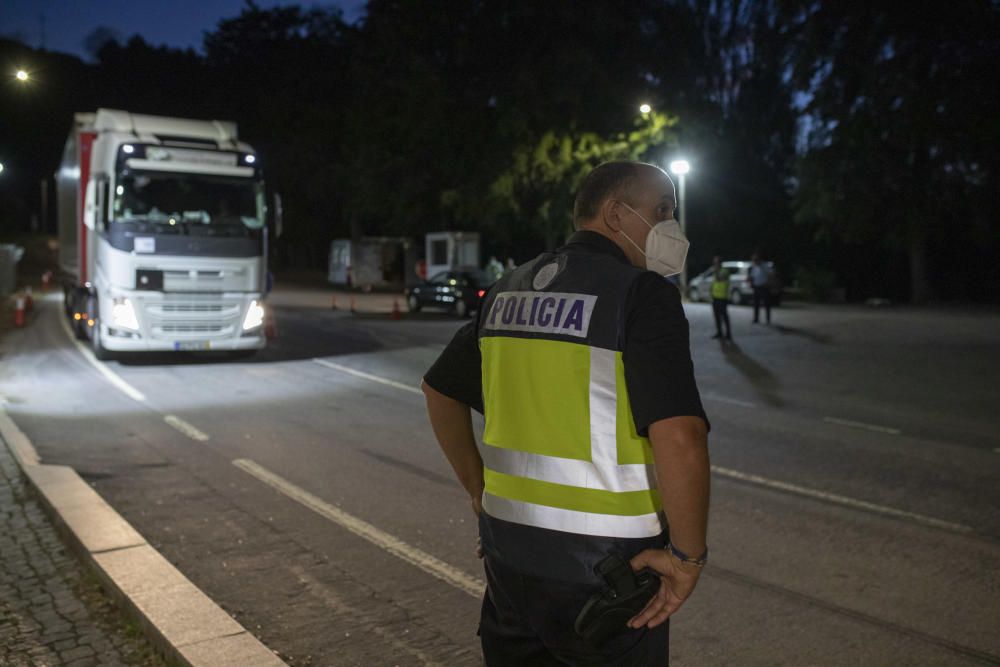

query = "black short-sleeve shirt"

[424,231,708,434]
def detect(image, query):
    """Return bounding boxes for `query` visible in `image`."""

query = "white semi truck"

[57,109,279,358]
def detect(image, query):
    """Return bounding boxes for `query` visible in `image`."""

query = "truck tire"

[90,321,114,361]
[730,288,744,306]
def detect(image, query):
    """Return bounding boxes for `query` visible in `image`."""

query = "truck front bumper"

[98,291,267,352]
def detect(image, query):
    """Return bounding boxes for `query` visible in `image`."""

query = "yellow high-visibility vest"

[478,254,665,539]
[710,268,730,300]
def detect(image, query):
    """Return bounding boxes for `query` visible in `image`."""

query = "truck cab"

[58,110,275,358]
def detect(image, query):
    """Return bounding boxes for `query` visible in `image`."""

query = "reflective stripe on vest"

[480,336,666,538]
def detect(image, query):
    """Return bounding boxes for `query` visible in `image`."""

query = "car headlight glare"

[111,298,139,330]
[243,300,265,330]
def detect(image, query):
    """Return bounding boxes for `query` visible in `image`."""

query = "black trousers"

[712,298,731,338]
[752,286,771,323]
[480,555,669,666]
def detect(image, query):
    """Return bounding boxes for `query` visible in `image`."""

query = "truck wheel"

[688,287,700,302]
[730,288,744,306]
[91,321,114,361]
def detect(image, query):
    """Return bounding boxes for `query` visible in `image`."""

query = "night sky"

[1,0,365,59]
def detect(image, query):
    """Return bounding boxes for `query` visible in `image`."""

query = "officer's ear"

[602,199,626,234]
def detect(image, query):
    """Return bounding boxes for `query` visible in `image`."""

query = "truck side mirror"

[83,180,97,230]
[84,177,110,230]
[99,180,110,230]
[273,192,283,239]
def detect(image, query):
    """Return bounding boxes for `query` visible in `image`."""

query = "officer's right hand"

[626,549,702,629]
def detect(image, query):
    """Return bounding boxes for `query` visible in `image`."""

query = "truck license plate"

[174,341,211,351]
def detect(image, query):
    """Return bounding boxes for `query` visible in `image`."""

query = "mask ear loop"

[610,200,648,259]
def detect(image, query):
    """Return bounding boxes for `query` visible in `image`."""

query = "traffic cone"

[330,294,338,310]
[24,286,33,312]
[14,296,25,328]
[390,298,402,320]
[350,297,357,314]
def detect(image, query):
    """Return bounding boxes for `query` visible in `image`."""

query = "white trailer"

[425,231,480,279]
[57,109,276,358]
[327,237,416,289]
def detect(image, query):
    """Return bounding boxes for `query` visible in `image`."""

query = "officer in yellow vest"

[710,256,733,341]
[423,161,710,665]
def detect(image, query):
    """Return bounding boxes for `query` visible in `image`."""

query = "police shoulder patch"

[532,262,560,290]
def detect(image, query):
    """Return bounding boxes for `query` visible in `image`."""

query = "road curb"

[0,406,288,667]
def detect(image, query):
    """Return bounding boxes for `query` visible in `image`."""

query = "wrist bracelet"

[666,542,708,567]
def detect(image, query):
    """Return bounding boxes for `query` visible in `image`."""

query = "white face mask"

[618,203,689,276]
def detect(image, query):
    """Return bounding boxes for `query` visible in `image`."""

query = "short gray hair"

[573,161,642,229]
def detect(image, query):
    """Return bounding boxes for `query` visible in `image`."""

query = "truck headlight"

[111,298,139,330]
[243,300,265,330]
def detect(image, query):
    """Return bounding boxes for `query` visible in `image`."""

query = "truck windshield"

[113,171,264,233]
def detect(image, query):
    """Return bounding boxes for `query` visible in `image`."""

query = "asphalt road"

[2,287,999,666]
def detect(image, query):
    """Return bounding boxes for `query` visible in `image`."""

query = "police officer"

[710,256,732,341]
[422,161,710,665]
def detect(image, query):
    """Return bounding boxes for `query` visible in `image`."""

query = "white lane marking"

[823,416,901,435]
[702,392,757,408]
[312,358,423,395]
[163,415,210,442]
[233,458,483,597]
[307,360,970,535]
[711,465,973,534]
[57,308,147,403]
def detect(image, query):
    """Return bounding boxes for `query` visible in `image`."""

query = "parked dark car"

[406,268,495,317]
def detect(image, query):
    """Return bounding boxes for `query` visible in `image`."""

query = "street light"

[639,103,652,114]
[15,69,29,82]
[669,159,691,296]
[0,162,5,175]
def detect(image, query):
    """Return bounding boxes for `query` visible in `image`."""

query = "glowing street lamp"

[0,162,5,175]
[639,103,652,114]
[669,159,691,295]
[15,69,29,82]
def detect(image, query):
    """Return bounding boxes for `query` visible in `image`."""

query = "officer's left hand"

[626,549,702,629]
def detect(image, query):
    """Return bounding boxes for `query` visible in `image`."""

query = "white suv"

[688,261,780,305]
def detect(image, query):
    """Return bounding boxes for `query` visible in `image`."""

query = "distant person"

[710,256,732,340]
[748,253,773,325]
[486,256,504,282]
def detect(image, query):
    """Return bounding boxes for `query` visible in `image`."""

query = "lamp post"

[669,159,691,295]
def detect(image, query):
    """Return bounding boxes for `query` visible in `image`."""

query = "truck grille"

[158,324,227,334]
[158,303,226,313]
[140,295,244,340]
